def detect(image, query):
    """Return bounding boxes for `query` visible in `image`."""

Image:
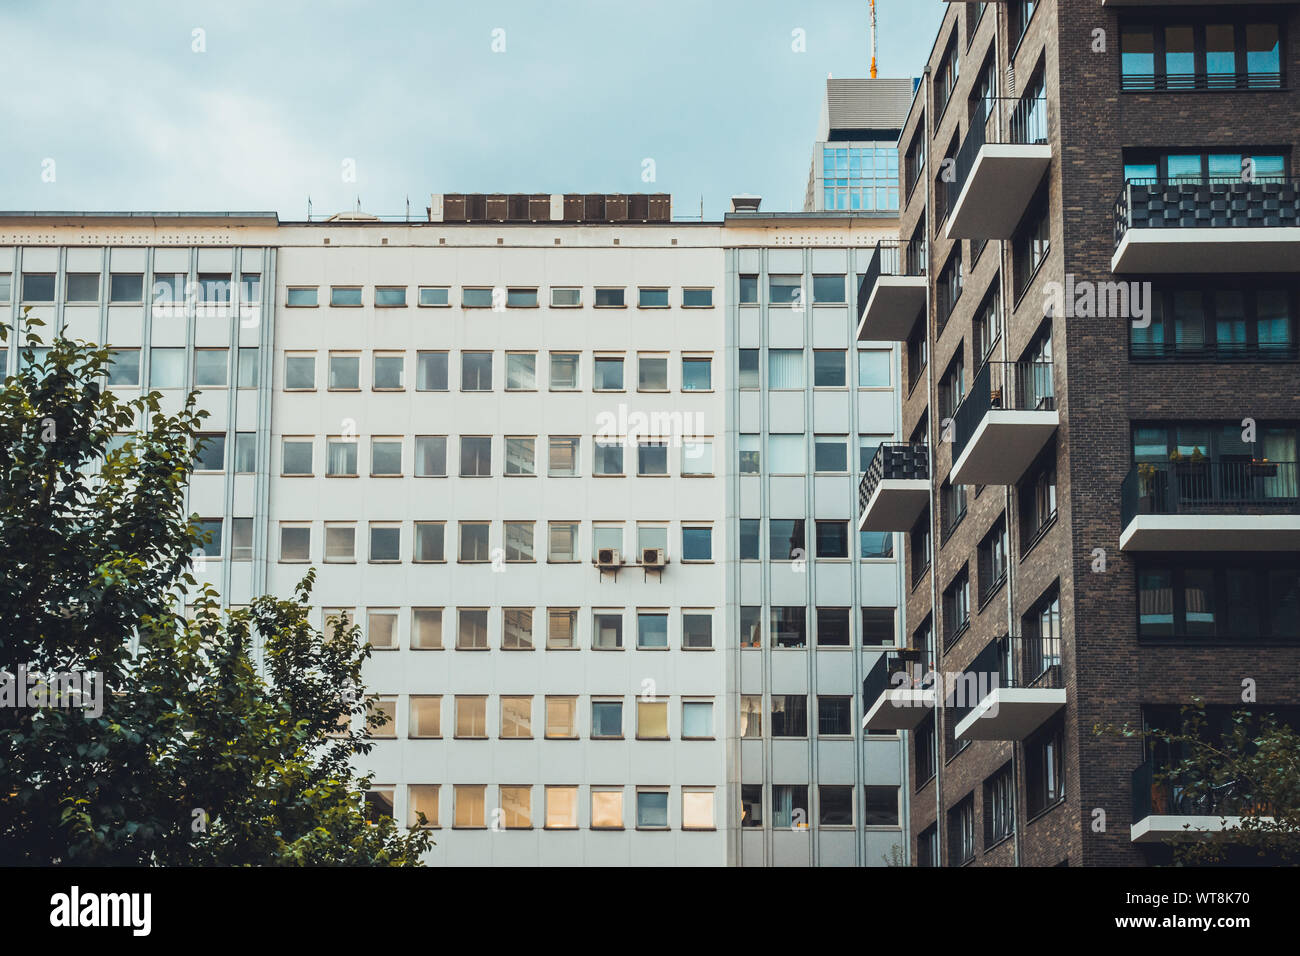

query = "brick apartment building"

[857,0,1300,865]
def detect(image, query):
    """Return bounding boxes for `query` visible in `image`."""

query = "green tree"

[1098,700,1300,865]
[0,319,432,864]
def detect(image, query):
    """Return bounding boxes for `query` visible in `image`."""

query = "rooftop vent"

[730,194,762,213]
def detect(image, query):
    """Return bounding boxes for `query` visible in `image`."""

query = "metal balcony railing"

[1120,460,1300,529]
[950,360,1056,464]
[1131,759,1271,824]
[1121,71,1283,93]
[858,443,929,516]
[856,238,927,320]
[948,634,1062,725]
[1114,177,1300,246]
[945,93,1049,216]
[861,648,927,713]
[1130,340,1299,362]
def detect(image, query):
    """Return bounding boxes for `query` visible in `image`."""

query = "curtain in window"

[1264,429,1298,498]
[772,787,794,828]
[768,349,804,389]
[328,441,356,475]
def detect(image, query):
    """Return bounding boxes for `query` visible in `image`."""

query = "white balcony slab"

[856,276,927,342]
[950,410,1059,486]
[1120,514,1300,551]
[1112,227,1300,274]
[944,144,1052,240]
[862,688,935,732]
[859,478,930,532]
[1131,815,1272,844]
[953,687,1066,742]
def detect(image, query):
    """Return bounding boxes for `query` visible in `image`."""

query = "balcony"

[1113,178,1300,273]
[858,443,930,532]
[944,94,1051,240]
[1131,760,1274,844]
[950,360,1058,486]
[861,649,933,732]
[1119,461,1300,551]
[951,635,1066,742]
[856,239,927,342]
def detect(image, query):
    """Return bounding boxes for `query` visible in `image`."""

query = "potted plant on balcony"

[1171,448,1209,499]
[1249,457,1278,478]
[1137,462,1159,512]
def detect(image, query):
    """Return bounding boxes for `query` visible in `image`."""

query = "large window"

[1026,719,1065,817]
[1120,19,1283,91]
[984,764,1015,848]
[1123,149,1287,184]
[822,146,899,212]
[1012,192,1051,301]
[1137,559,1299,642]
[1132,282,1296,360]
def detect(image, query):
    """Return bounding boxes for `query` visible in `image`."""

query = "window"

[813,350,846,387]
[547,522,579,563]
[683,789,715,830]
[591,700,623,739]
[327,353,360,390]
[865,786,900,827]
[941,479,968,539]
[907,321,929,392]
[455,695,487,737]
[637,611,669,649]
[769,519,805,561]
[410,697,442,738]
[593,356,624,390]
[1013,192,1051,301]
[978,518,1009,605]
[682,612,713,649]
[682,700,713,738]
[374,286,406,307]
[592,524,623,562]
[459,436,492,477]
[861,529,894,560]
[738,349,759,388]
[1132,282,1297,360]
[414,351,449,391]
[279,524,310,562]
[505,436,535,476]
[683,288,713,308]
[817,696,852,736]
[769,275,802,305]
[772,786,809,829]
[1009,0,1036,50]
[984,764,1015,847]
[506,287,537,308]
[636,353,668,391]
[369,523,400,563]
[636,524,668,560]
[741,696,763,737]
[414,436,447,477]
[370,437,402,476]
[193,518,222,558]
[771,695,807,737]
[286,286,317,307]
[545,697,578,739]
[454,785,486,828]
[0,273,11,303]
[739,275,758,304]
[814,437,848,473]
[637,441,668,476]
[548,608,578,649]
[681,525,712,561]
[935,39,959,117]
[592,789,624,829]
[545,787,578,830]
[1018,451,1057,548]
[739,435,760,475]
[682,439,713,476]
[812,274,845,303]
[237,348,258,388]
[857,350,891,388]
[638,287,669,308]
[1026,720,1066,816]
[413,521,445,562]
[65,273,99,303]
[457,609,489,650]
[636,790,669,829]
[1121,19,1284,92]
[917,825,939,867]
[367,697,397,737]
[594,287,625,308]
[819,786,853,826]
[324,524,355,563]
[592,611,623,650]
[408,785,439,829]
[949,795,976,866]
[550,287,581,307]
[816,608,850,647]
[193,434,225,472]
[549,352,579,390]
[942,566,971,647]
[768,349,804,389]
[737,521,760,562]
[636,698,669,739]
[326,438,358,477]
[1137,560,1299,642]
[373,352,404,390]
[506,352,536,390]
[418,286,449,307]
[461,352,492,391]
[234,432,256,474]
[548,436,579,476]
[500,786,532,829]
[106,350,140,387]
[936,253,963,328]
[681,356,712,391]
[412,608,443,649]
[21,273,55,302]
[284,353,315,390]
[740,606,762,648]
[815,520,849,558]
[330,286,362,307]
[231,518,252,561]
[462,287,493,308]
[149,348,185,389]
[458,521,490,563]
[741,785,763,828]
[108,273,143,303]
[594,440,624,476]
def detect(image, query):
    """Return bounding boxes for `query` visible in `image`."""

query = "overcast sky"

[0,0,944,219]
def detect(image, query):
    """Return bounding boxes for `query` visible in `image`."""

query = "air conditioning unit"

[597,548,622,568]
[641,548,666,569]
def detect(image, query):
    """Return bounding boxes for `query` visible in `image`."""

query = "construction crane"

[869,0,878,78]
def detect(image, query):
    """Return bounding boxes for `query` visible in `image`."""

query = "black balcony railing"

[1114,177,1300,246]
[862,648,926,713]
[1130,340,1299,363]
[1121,71,1283,94]
[950,360,1055,464]
[856,238,927,320]
[858,443,929,516]
[1120,460,1300,529]
[948,634,1062,725]
[946,93,1049,215]
[1132,760,1270,824]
